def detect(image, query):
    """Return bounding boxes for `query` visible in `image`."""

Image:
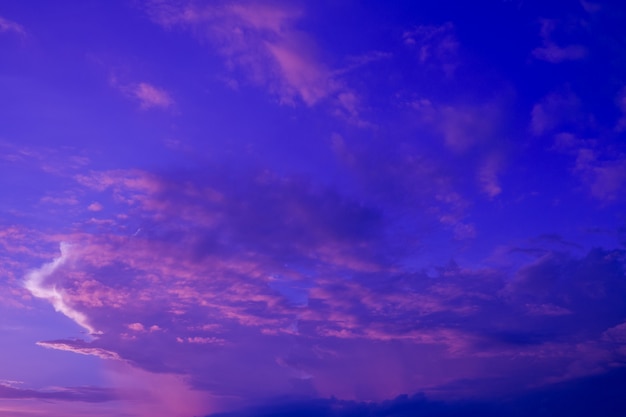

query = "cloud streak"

[0,382,117,403]
[0,16,25,36]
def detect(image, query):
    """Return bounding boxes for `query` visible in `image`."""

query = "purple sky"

[1,1,626,416]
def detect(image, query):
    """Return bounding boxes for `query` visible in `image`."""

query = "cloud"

[530,89,584,136]
[36,340,121,360]
[143,0,360,118]
[532,19,587,63]
[574,148,626,202]
[0,15,25,36]
[0,382,117,403]
[532,89,626,202]
[0,142,91,176]
[477,154,502,198]
[110,77,174,110]
[11,162,625,404]
[403,22,459,77]
[522,73,626,204]
[23,242,99,335]
[132,82,174,109]
[87,202,103,212]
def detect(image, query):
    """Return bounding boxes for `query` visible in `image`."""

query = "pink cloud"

[109,76,174,110]
[144,0,359,117]
[127,322,145,332]
[87,202,103,212]
[132,82,174,109]
[36,340,121,360]
[265,40,338,106]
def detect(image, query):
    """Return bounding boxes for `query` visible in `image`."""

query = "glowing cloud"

[24,242,98,335]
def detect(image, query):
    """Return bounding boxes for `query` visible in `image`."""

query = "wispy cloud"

[0,382,117,403]
[36,340,121,360]
[403,22,459,77]
[0,15,25,36]
[144,0,361,120]
[131,82,174,109]
[110,76,174,110]
[531,89,626,202]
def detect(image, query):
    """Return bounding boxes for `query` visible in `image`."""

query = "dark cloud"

[206,366,626,417]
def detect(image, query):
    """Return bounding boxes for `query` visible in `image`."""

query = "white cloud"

[24,242,99,335]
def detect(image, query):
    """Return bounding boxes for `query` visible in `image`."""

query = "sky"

[1,0,626,416]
